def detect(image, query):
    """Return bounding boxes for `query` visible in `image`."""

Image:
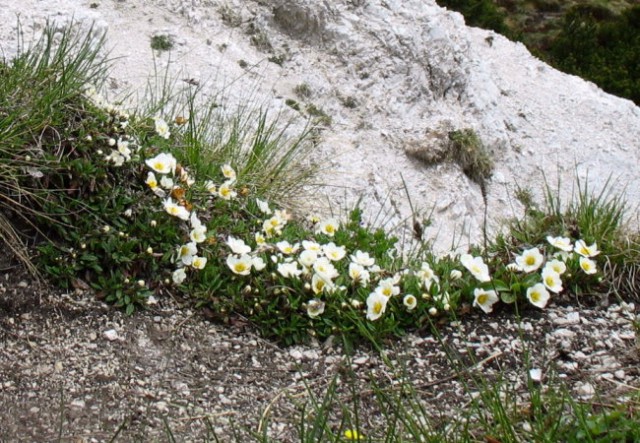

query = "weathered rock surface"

[1,0,639,251]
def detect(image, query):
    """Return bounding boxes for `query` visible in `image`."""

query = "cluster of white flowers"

[139,141,602,326]
[461,237,600,314]
[143,151,241,285]
[104,136,138,166]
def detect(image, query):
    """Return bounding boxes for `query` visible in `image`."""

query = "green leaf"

[500,292,517,304]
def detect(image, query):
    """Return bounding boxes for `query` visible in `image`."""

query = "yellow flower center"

[373,301,383,314]
[234,263,247,273]
[525,256,535,266]
[531,291,540,302]
[477,294,488,305]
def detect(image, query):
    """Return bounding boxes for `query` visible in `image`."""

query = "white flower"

[263,213,287,236]
[417,262,439,290]
[218,180,237,200]
[117,139,131,160]
[204,180,217,195]
[172,268,187,285]
[146,171,159,189]
[227,255,253,276]
[221,163,236,181]
[403,294,417,311]
[311,273,333,294]
[348,263,370,287]
[254,232,267,247]
[163,198,190,220]
[276,241,300,255]
[575,240,600,258]
[579,257,598,275]
[190,225,207,243]
[544,259,567,275]
[526,283,550,309]
[177,242,198,266]
[227,236,252,255]
[323,242,346,261]
[179,167,195,186]
[316,218,339,237]
[298,250,318,268]
[350,250,375,267]
[541,268,563,293]
[366,292,388,321]
[278,262,302,279]
[376,277,400,298]
[190,212,202,228]
[449,269,462,280]
[252,256,266,271]
[460,254,491,282]
[256,198,272,215]
[191,256,207,270]
[302,240,322,252]
[154,117,171,139]
[105,150,125,166]
[547,236,573,252]
[306,299,325,318]
[313,257,339,281]
[146,153,176,174]
[515,247,544,273]
[160,175,174,189]
[473,288,499,314]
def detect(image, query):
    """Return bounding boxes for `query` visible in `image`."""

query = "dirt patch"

[1,250,638,441]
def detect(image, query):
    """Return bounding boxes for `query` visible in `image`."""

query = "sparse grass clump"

[150,34,174,52]
[294,82,312,99]
[448,128,494,185]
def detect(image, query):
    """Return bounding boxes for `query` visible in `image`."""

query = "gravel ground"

[1,258,639,442]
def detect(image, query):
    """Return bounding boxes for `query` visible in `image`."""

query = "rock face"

[2,0,639,251]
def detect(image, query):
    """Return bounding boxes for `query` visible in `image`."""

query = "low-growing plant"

[285,98,301,111]
[219,4,243,28]
[294,83,312,99]
[447,128,494,186]
[150,34,174,52]
[305,103,332,127]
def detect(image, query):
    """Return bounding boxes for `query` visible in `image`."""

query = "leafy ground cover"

[1,23,639,442]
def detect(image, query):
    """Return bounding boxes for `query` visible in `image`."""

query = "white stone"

[529,368,542,382]
[103,329,119,341]
[576,383,596,397]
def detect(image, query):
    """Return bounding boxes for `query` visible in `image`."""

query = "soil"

[1,252,638,442]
